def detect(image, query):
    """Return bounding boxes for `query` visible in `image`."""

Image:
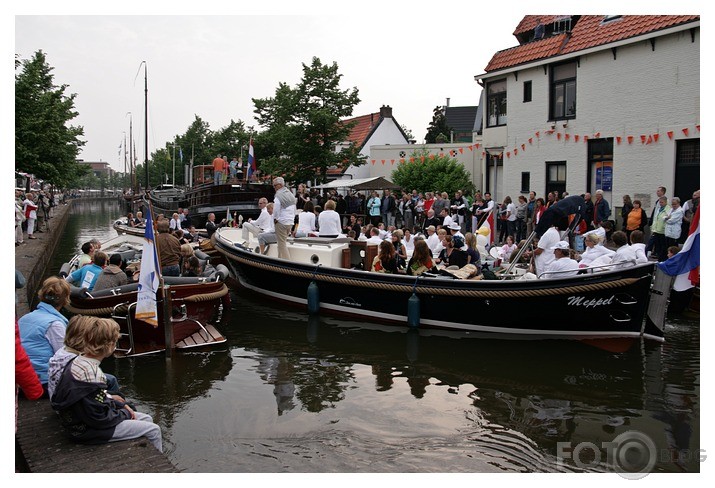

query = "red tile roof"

[342,112,381,146]
[486,15,699,72]
[562,15,700,54]
[485,34,568,72]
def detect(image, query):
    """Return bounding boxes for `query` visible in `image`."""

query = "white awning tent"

[311,176,400,191]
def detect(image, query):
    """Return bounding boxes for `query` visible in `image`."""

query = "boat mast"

[143,61,149,192]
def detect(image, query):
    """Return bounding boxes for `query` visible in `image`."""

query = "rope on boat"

[220,251,643,298]
[181,283,229,302]
[64,303,127,316]
[64,284,228,314]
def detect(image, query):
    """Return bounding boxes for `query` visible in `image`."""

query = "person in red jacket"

[16,321,43,430]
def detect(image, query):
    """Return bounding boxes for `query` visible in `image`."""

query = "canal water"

[47,199,701,475]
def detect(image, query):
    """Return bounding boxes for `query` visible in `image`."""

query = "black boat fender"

[214,264,230,282]
[59,263,71,278]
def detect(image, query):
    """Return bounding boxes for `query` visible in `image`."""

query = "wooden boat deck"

[176,323,226,349]
[16,397,178,473]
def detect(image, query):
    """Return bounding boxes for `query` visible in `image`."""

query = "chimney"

[446,97,450,107]
[379,105,393,118]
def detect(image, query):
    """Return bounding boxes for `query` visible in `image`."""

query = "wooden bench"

[15,398,178,473]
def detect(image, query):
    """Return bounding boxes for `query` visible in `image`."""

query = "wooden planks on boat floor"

[176,324,225,349]
[16,397,178,473]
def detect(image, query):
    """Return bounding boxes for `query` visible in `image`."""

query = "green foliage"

[252,57,365,185]
[425,105,452,144]
[15,51,86,187]
[391,149,475,196]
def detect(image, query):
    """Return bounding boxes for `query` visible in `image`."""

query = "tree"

[424,105,453,144]
[252,57,366,184]
[15,51,87,187]
[391,149,475,196]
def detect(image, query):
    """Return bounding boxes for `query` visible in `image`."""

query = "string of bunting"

[369,124,699,165]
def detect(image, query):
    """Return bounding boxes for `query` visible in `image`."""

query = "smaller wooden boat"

[60,233,230,357]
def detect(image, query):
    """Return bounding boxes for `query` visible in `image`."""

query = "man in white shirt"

[542,241,580,278]
[366,227,383,245]
[440,208,454,232]
[531,225,561,276]
[272,177,296,259]
[242,198,271,242]
[610,231,637,270]
[425,226,440,256]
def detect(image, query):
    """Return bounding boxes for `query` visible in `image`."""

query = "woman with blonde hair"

[18,276,71,392]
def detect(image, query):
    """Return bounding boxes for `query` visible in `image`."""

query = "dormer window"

[553,16,572,34]
[602,15,622,23]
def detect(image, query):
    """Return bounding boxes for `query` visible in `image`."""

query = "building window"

[523,81,532,103]
[487,79,507,127]
[521,172,530,193]
[550,62,577,120]
[546,161,566,197]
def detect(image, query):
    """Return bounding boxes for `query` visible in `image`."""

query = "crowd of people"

[15,188,60,246]
[239,180,699,280]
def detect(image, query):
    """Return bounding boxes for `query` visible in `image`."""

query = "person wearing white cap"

[541,241,580,278]
[448,222,467,250]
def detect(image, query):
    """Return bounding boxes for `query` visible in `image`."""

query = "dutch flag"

[658,205,700,291]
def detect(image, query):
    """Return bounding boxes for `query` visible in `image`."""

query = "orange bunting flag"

[557,132,562,140]
[584,136,589,142]
[506,151,511,158]
[459,148,464,154]
[399,158,405,164]
[481,152,486,158]
[646,135,653,145]
[575,135,580,142]
[528,137,533,144]
[565,133,570,141]
[546,130,555,135]
[429,154,435,159]
[521,144,525,151]
[409,157,414,163]
[653,133,659,142]
[535,131,540,138]
[696,125,700,132]
[594,132,600,138]
[640,135,647,144]
[667,131,674,140]
[371,159,376,165]
[381,159,385,165]
[616,136,622,145]
[468,145,473,151]
[682,128,689,136]
[390,159,395,165]
[420,156,425,162]
[627,135,634,144]
[514,148,518,155]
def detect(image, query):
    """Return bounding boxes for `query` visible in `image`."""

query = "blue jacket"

[18,302,69,383]
[594,198,611,225]
[68,263,103,291]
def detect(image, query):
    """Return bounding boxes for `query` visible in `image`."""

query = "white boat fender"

[407,276,421,328]
[59,262,71,278]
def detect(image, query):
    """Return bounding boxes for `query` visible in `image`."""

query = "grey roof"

[444,106,479,133]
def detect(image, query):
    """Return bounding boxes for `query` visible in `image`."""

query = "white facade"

[478,22,699,217]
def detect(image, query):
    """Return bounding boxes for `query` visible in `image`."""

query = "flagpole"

[146,200,175,357]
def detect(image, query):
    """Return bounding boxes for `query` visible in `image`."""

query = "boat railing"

[537,259,639,279]
[112,301,136,356]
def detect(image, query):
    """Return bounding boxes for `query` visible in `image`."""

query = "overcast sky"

[12,1,706,174]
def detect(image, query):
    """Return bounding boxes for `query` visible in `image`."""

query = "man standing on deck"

[272,177,296,259]
[212,154,225,185]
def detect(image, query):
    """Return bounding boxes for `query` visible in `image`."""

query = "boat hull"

[66,281,229,357]
[214,234,663,341]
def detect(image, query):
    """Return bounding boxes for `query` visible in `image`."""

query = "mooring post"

[162,286,174,358]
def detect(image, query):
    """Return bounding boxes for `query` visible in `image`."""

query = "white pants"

[26,218,35,236]
[110,411,163,452]
[242,222,263,242]
[16,224,23,243]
